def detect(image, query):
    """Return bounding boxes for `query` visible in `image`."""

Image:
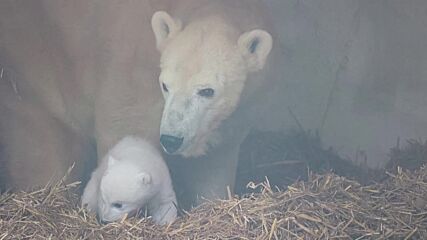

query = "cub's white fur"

[81,136,177,225]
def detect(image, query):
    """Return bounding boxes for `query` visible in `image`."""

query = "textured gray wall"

[260,0,427,167]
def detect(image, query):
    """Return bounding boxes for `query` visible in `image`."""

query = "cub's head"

[97,156,154,222]
[152,11,272,157]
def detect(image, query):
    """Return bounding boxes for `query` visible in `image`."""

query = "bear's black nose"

[160,134,184,154]
[96,215,109,225]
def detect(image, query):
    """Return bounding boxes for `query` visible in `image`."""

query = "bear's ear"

[137,172,152,185]
[238,29,273,72]
[151,11,182,51]
[107,155,117,168]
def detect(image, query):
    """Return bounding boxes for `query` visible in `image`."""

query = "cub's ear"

[238,29,273,72]
[151,11,182,51]
[107,155,117,168]
[137,172,152,185]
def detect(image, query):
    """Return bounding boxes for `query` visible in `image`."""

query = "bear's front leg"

[81,167,102,211]
[190,144,241,203]
[149,191,178,225]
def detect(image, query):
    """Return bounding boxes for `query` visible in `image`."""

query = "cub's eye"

[162,82,169,92]
[112,202,123,209]
[198,88,215,98]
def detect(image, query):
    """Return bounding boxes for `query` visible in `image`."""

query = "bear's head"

[152,11,273,157]
[97,156,154,222]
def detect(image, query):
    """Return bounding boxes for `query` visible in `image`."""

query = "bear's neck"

[173,0,267,33]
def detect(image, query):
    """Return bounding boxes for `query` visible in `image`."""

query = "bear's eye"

[162,82,169,92]
[112,202,123,209]
[198,88,215,98]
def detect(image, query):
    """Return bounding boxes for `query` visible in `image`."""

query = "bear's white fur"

[0,0,276,208]
[150,0,275,204]
[152,10,272,157]
[82,136,177,225]
[0,1,164,189]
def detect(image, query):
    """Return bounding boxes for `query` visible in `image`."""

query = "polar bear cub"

[81,136,177,225]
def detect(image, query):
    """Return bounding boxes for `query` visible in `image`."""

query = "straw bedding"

[0,165,425,239]
[0,136,426,239]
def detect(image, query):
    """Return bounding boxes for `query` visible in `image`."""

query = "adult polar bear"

[0,0,280,207]
[0,0,163,189]
[150,0,279,204]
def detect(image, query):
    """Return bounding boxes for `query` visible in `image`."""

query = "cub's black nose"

[160,134,184,154]
[96,215,109,225]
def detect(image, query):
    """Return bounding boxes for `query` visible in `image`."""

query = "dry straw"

[0,164,426,239]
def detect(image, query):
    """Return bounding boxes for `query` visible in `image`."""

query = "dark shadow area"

[235,129,403,195]
[387,139,427,172]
